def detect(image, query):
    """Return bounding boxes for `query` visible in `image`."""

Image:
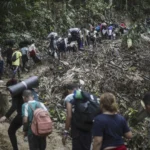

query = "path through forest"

[0,63,71,150]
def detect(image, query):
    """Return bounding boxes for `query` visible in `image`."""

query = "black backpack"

[11,52,17,62]
[72,91,101,131]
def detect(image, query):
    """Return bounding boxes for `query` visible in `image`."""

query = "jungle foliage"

[0,0,150,41]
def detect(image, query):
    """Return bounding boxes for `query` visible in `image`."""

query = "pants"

[12,65,20,78]
[31,55,41,64]
[7,58,12,68]
[22,55,28,71]
[28,134,46,150]
[68,36,82,49]
[8,115,22,150]
[71,125,92,150]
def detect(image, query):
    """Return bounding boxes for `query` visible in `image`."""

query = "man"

[22,90,47,150]
[89,29,97,48]
[56,37,66,59]
[108,25,114,40]
[62,83,92,150]
[5,45,13,68]
[68,28,82,50]
[47,32,58,56]
[12,47,22,78]
[20,43,29,71]
[0,79,23,150]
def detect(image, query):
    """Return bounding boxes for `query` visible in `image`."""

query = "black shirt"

[5,93,23,118]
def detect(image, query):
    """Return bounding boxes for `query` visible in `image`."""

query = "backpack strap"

[28,103,35,112]
[28,102,42,112]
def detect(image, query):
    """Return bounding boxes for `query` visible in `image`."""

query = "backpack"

[11,52,17,62]
[95,26,100,32]
[29,49,36,57]
[29,102,53,136]
[72,90,101,131]
[71,30,79,37]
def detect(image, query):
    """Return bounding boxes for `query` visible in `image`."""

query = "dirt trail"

[0,62,71,150]
[0,122,71,150]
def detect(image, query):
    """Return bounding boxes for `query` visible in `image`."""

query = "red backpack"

[29,49,36,57]
[29,103,53,136]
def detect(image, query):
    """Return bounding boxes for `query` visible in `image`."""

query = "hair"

[100,93,118,113]
[6,79,17,87]
[143,93,150,105]
[65,83,79,91]
[23,90,33,98]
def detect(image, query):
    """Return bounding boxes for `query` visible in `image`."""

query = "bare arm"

[65,102,72,131]
[93,136,103,150]
[124,131,132,139]
[23,116,28,124]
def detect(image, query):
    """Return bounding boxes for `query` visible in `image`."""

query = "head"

[143,93,150,113]
[100,93,118,113]
[6,79,17,87]
[63,83,79,98]
[22,90,34,103]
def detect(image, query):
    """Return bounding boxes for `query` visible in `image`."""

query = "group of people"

[0,78,48,150]
[0,40,41,79]
[47,22,128,59]
[1,79,150,150]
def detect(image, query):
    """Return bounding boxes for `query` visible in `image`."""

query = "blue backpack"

[95,26,100,31]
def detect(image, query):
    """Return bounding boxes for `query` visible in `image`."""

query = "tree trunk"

[47,0,50,10]
[126,0,128,11]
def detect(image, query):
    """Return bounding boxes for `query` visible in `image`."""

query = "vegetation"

[0,0,150,41]
[1,0,150,149]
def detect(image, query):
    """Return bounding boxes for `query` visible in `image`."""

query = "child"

[0,55,4,80]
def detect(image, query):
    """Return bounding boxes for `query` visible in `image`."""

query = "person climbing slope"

[0,79,23,150]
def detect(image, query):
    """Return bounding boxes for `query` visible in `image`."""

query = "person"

[28,42,41,64]
[47,32,58,56]
[92,93,132,150]
[12,47,22,78]
[95,24,101,32]
[22,90,48,150]
[89,29,97,48]
[68,28,82,50]
[56,37,66,59]
[0,79,23,150]
[120,22,126,34]
[5,45,13,68]
[82,28,90,47]
[101,22,108,39]
[62,83,92,150]
[20,43,29,71]
[0,55,4,80]
[108,25,114,40]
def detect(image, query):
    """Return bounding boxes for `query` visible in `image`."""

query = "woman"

[92,93,132,150]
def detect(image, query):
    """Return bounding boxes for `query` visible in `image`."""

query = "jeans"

[12,65,20,78]
[28,134,46,150]
[8,115,22,150]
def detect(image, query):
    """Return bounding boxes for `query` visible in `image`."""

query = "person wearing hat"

[12,46,22,78]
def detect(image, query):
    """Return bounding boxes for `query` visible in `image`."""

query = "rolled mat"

[8,76,39,96]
